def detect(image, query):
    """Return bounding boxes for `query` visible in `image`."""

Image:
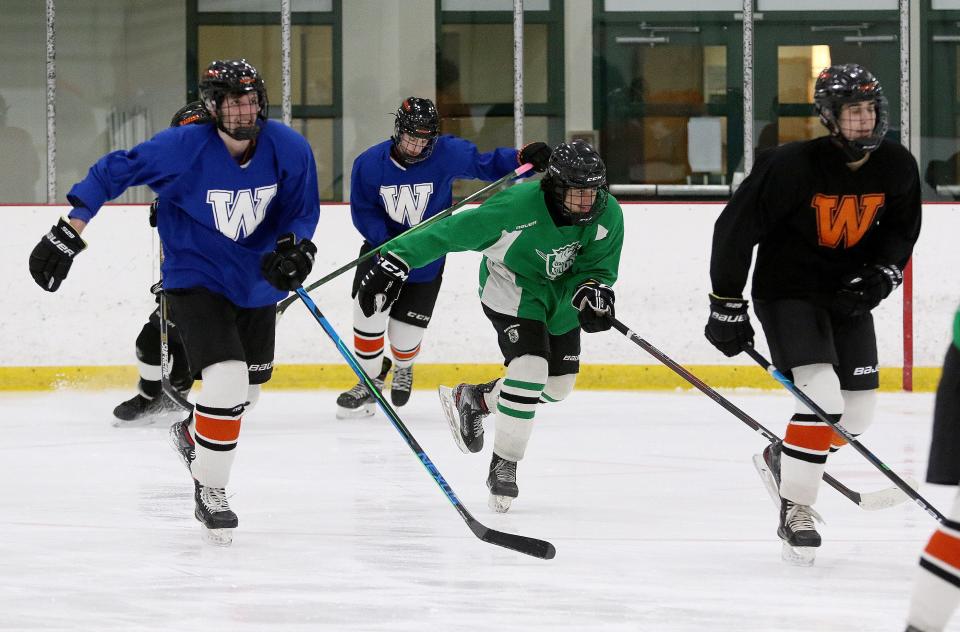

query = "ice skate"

[754,441,822,565]
[168,416,196,473]
[390,365,413,406]
[336,358,391,419]
[778,499,823,566]
[112,382,186,427]
[752,441,783,508]
[438,380,495,454]
[487,453,518,513]
[194,479,237,546]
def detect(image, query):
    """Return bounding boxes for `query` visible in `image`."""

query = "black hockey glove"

[704,293,754,357]
[28,217,87,292]
[832,264,903,318]
[357,252,409,318]
[519,141,552,173]
[572,280,615,333]
[260,233,317,292]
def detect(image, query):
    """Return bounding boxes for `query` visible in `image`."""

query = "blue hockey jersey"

[67,121,320,308]
[350,135,520,283]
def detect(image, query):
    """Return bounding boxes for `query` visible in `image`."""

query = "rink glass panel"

[0,1,45,203]
[438,3,564,200]
[922,3,960,200]
[753,11,900,160]
[593,9,738,186]
[193,10,341,199]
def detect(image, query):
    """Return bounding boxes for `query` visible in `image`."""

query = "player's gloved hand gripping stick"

[275,162,534,318]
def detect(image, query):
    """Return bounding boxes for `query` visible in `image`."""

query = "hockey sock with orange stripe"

[388,318,426,368]
[829,389,876,452]
[352,300,386,378]
[193,402,244,488]
[779,363,843,505]
[908,491,960,631]
[191,360,248,489]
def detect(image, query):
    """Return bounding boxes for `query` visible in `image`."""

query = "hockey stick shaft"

[276,162,534,317]
[743,346,945,522]
[293,287,556,560]
[609,318,892,508]
[157,242,192,411]
[159,291,192,411]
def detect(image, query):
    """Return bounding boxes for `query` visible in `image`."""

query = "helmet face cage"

[814,63,889,159]
[391,97,440,163]
[199,59,269,140]
[542,140,609,226]
[170,100,213,127]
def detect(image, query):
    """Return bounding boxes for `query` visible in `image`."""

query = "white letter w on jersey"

[379,183,434,226]
[207,185,278,240]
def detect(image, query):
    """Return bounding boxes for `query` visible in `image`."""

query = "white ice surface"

[0,388,954,631]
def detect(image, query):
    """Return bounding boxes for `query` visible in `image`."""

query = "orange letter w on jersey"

[811,193,885,249]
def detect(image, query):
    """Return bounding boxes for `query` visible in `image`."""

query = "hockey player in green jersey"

[356,140,624,512]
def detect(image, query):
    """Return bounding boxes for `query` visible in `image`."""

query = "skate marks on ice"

[0,389,949,631]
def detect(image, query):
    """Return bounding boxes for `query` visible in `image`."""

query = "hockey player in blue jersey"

[27,59,321,545]
[336,96,551,417]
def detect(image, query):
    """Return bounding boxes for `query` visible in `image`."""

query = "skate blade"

[438,385,471,454]
[335,403,376,419]
[112,411,179,428]
[752,453,782,508]
[201,526,234,547]
[488,494,513,513]
[112,416,159,428]
[781,542,816,566]
[167,430,195,473]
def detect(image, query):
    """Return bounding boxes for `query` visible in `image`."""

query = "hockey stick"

[293,286,556,559]
[610,318,911,511]
[276,162,534,318]
[159,290,192,411]
[744,346,945,522]
[157,242,192,412]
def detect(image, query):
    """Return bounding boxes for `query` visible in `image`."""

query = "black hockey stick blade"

[466,517,557,560]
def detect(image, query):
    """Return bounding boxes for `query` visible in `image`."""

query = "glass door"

[594,13,740,185]
[753,12,900,154]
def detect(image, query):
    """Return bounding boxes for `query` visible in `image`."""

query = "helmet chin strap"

[831,134,868,162]
[219,119,259,141]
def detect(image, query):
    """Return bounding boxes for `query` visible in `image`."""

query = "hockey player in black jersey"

[705,63,922,565]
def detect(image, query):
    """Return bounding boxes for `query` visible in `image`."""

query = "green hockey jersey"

[387,180,624,334]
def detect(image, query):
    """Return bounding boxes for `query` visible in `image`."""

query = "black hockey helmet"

[170,100,213,127]
[392,97,440,163]
[814,63,888,161]
[199,59,268,140]
[541,140,609,226]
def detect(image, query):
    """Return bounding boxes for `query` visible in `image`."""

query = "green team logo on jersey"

[536,242,581,279]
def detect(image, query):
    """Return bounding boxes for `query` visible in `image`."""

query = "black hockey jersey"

[710,137,921,301]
